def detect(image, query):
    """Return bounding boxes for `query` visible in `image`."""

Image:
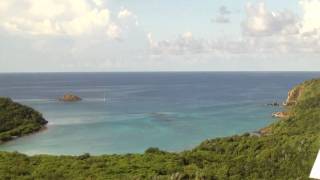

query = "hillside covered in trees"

[0,98,47,143]
[0,79,319,179]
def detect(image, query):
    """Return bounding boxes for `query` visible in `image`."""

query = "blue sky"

[0,0,319,72]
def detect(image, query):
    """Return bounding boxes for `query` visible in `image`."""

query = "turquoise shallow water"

[0,72,319,155]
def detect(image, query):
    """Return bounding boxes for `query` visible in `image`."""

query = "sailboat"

[104,91,107,102]
[310,150,320,179]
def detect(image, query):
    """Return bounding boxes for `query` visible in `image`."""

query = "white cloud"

[147,33,154,46]
[118,9,133,19]
[182,32,193,39]
[92,0,103,7]
[150,1,320,56]
[241,1,320,53]
[242,2,299,36]
[0,1,9,14]
[106,23,121,39]
[300,0,320,33]
[0,0,131,38]
[1,0,320,72]
[117,8,139,27]
[148,32,211,55]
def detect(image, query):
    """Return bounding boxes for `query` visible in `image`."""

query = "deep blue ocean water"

[0,72,319,155]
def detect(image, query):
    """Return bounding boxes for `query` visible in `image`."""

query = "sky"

[0,0,320,72]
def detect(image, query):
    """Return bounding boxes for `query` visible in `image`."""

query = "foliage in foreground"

[0,79,320,179]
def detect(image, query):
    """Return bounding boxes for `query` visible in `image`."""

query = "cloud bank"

[0,0,137,39]
[0,0,319,72]
[149,1,320,55]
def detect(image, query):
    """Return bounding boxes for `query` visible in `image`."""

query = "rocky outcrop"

[259,127,271,136]
[59,93,82,102]
[272,112,289,118]
[283,86,303,106]
[266,102,280,106]
[272,86,304,119]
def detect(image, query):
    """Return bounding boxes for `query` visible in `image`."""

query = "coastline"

[0,78,319,179]
[0,89,287,154]
[0,96,284,154]
[1,72,319,155]
[0,97,48,145]
[0,126,47,145]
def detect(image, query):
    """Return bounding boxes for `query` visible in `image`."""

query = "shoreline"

[0,107,283,155]
[0,126,47,145]
[0,78,296,155]
[0,100,288,155]
[0,78,318,179]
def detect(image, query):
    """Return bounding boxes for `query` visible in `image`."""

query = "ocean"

[0,72,319,155]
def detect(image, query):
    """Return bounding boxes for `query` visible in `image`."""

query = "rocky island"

[0,78,319,179]
[59,93,82,102]
[0,98,48,143]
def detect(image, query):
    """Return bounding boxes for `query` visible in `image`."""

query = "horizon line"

[0,70,320,74]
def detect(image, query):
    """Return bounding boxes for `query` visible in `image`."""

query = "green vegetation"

[0,79,319,179]
[0,98,47,143]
